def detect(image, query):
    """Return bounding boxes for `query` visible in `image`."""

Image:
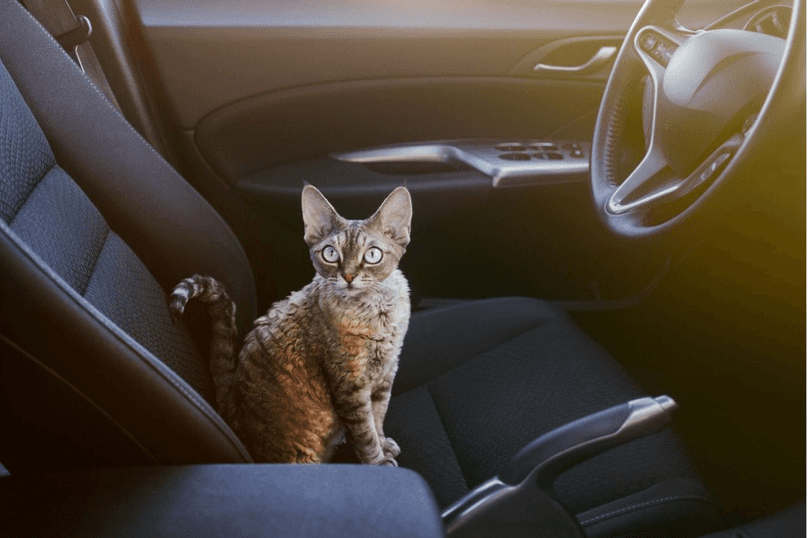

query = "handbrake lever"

[442,396,678,538]
[500,395,677,488]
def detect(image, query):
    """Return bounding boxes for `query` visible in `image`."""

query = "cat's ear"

[302,185,343,245]
[367,186,412,248]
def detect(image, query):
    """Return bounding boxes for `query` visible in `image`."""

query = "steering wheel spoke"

[607,147,670,214]
[673,134,743,198]
[608,134,743,215]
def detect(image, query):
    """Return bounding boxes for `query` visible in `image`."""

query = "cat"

[169,185,412,466]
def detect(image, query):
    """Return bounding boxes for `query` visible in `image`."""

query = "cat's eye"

[363,247,383,264]
[322,246,340,263]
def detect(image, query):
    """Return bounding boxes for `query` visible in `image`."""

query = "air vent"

[745,5,792,38]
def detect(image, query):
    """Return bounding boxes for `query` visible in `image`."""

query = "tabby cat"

[169,185,412,466]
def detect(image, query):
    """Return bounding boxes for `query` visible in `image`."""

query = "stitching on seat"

[12,1,181,175]
[7,160,56,225]
[578,495,714,526]
[8,163,112,295]
[78,223,111,296]
[425,382,471,489]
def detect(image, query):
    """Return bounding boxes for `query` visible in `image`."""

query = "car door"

[121,0,749,305]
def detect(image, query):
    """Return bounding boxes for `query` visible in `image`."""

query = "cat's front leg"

[334,393,396,466]
[371,373,400,459]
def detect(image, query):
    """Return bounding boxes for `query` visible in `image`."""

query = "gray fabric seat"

[386,299,719,535]
[0,1,719,536]
[390,298,696,512]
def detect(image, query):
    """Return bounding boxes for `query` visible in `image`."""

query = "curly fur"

[170,186,411,465]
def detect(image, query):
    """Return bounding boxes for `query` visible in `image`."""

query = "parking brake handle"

[500,395,677,487]
[442,396,678,537]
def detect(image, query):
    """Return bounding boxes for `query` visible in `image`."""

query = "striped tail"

[169,274,238,415]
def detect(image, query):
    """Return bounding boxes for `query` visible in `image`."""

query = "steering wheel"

[591,0,805,238]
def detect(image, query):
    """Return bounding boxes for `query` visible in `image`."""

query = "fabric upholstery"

[0,0,256,335]
[2,465,445,538]
[0,60,213,404]
[82,233,215,403]
[9,167,108,293]
[388,298,707,523]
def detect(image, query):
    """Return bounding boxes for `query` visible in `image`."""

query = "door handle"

[533,45,617,73]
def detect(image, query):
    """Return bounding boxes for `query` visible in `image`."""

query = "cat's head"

[301,185,412,293]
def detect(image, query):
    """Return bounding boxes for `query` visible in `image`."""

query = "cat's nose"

[343,273,355,283]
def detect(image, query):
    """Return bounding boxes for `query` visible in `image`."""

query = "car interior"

[0,0,804,536]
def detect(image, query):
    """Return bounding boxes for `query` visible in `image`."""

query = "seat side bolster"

[0,225,252,466]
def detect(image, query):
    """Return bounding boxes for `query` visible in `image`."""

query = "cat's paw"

[382,437,401,458]
[368,450,398,467]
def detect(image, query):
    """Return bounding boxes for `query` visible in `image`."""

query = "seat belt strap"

[21,0,122,110]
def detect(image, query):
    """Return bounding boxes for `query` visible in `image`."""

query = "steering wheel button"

[713,152,732,170]
[699,152,732,183]
[699,169,712,182]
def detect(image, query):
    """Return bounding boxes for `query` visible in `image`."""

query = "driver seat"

[0,1,719,536]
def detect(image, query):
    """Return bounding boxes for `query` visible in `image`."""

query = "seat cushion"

[386,298,713,528]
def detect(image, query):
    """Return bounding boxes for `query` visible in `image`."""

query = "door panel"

[195,78,605,183]
[129,0,746,303]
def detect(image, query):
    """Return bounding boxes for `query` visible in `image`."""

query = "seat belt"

[20,0,121,110]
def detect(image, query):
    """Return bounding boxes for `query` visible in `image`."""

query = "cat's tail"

[169,274,238,416]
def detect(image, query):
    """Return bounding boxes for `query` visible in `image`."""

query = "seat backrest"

[0,0,256,473]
